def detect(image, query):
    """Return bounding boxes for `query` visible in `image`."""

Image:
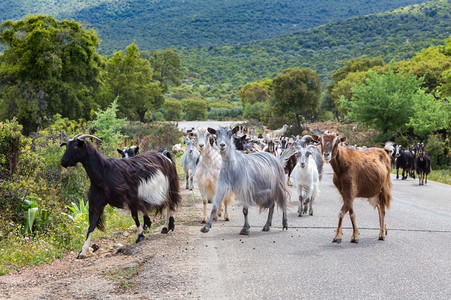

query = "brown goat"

[319,133,392,243]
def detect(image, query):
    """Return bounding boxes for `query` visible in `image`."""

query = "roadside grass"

[0,207,136,275]
[428,168,451,185]
[391,168,450,185]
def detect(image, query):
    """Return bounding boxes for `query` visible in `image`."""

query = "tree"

[407,92,450,139]
[164,98,183,121]
[391,43,451,94]
[183,99,207,121]
[101,42,163,122]
[148,49,183,93]
[326,56,384,119]
[91,97,126,151]
[0,15,102,134]
[271,68,321,131]
[341,69,424,134]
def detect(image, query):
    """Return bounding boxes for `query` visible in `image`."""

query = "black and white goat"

[394,145,416,180]
[117,145,139,158]
[201,126,293,235]
[60,134,181,258]
[291,145,322,217]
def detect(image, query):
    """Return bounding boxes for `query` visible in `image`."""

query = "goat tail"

[278,146,295,168]
[167,164,182,212]
[275,172,291,212]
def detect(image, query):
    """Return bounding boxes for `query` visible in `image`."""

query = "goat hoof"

[350,239,359,244]
[225,217,230,221]
[77,253,87,259]
[240,229,250,235]
[201,220,206,224]
[161,227,168,234]
[378,236,385,241]
[136,234,145,242]
[262,226,270,232]
[298,212,303,217]
[332,238,342,244]
[201,226,210,233]
[91,244,100,252]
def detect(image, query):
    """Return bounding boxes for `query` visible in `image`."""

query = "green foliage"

[183,99,208,121]
[3,0,425,51]
[239,81,270,108]
[341,69,423,134]
[147,49,183,93]
[407,93,450,139]
[244,102,268,122]
[100,42,163,122]
[0,15,102,134]
[271,68,321,130]
[391,43,451,93]
[208,106,243,121]
[178,0,450,103]
[426,134,451,169]
[163,98,183,121]
[91,97,126,149]
[120,121,183,151]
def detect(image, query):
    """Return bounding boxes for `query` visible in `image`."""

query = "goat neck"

[81,143,109,186]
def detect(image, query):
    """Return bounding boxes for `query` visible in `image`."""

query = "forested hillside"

[178,0,450,99]
[0,0,426,51]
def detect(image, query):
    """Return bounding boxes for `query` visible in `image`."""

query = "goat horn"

[74,134,102,142]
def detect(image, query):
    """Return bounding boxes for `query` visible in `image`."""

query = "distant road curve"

[177,121,242,132]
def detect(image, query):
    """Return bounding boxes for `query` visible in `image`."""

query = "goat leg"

[377,204,387,241]
[143,215,151,232]
[332,207,348,243]
[162,209,175,234]
[297,195,304,217]
[185,174,190,189]
[262,205,274,232]
[77,209,103,259]
[240,206,251,235]
[349,208,359,243]
[201,186,227,233]
[132,210,145,243]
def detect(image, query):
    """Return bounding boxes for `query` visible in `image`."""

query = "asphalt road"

[189,163,451,300]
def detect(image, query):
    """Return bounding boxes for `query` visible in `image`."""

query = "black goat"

[394,145,415,180]
[60,134,181,259]
[117,145,139,158]
[415,142,432,185]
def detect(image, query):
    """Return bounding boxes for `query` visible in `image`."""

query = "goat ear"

[340,136,347,143]
[117,149,123,154]
[60,142,67,147]
[135,146,139,153]
[232,126,239,135]
[207,127,216,135]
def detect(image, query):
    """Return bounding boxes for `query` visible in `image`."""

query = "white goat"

[194,127,235,223]
[181,137,200,190]
[271,124,288,139]
[290,146,320,217]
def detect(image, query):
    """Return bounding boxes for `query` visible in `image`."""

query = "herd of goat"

[59,126,432,258]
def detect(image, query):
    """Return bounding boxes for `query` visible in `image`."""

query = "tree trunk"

[137,109,147,123]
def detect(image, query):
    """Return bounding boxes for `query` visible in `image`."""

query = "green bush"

[427,134,451,169]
